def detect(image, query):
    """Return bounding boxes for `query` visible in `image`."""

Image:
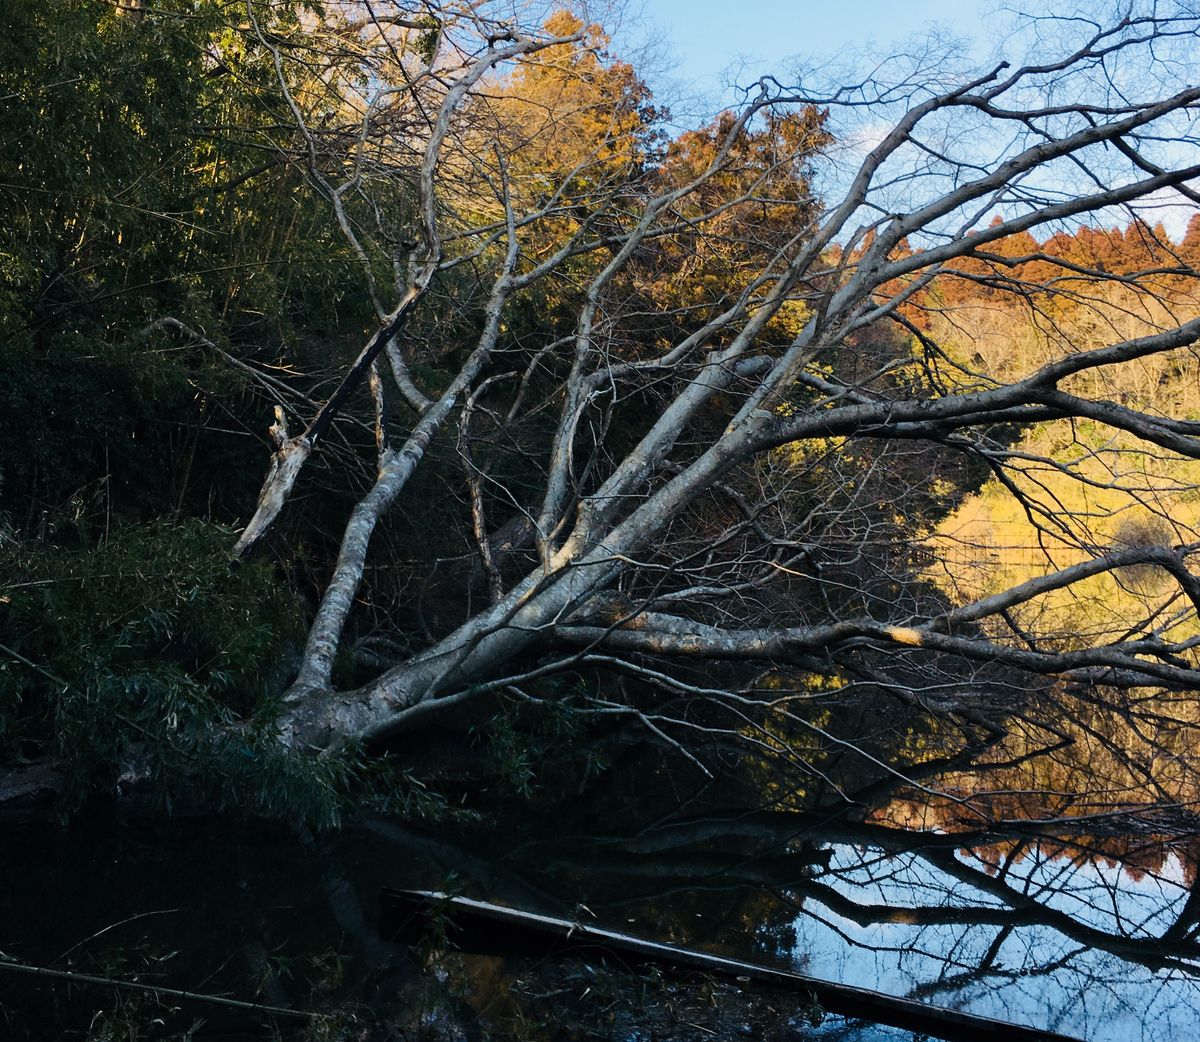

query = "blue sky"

[607,2,1197,236]
[600,3,1200,235]
[618,0,991,110]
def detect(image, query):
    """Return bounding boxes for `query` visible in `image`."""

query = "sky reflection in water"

[788,843,1200,1041]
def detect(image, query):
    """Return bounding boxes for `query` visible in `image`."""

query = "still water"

[4,689,1200,1040]
[3,805,1198,1040]
[791,839,1200,1040]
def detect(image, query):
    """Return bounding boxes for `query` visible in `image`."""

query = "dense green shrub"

[0,519,351,819]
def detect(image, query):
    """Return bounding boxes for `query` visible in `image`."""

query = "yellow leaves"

[457,10,652,272]
[770,433,845,474]
[929,477,956,500]
[490,10,649,187]
[542,10,593,49]
[928,419,1200,649]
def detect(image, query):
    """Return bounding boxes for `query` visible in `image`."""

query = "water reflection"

[4,806,1199,1039]
[361,802,1200,1041]
[786,839,1200,1041]
[484,802,1200,1040]
[6,682,1200,1039]
[481,681,1200,1041]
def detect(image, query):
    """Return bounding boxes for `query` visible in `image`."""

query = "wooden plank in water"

[379,888,1081,1042]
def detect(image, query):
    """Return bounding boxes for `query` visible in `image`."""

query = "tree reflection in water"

[7,683,1200,1040]
[783,835,1199,1040]
[477,675,1200,1042]
[775,699,1200,1039]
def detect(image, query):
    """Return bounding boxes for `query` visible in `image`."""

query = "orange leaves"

[626,107,832,348]
[488,11,654,199]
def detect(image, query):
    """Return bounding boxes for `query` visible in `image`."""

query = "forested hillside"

[6,0,1200,837]
[2,0,380,814]
[923,220,1200,645]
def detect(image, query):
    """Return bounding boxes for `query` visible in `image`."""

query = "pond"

[3,694,1200,1041]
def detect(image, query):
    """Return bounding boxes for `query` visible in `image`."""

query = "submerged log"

[380,888,1080,1042]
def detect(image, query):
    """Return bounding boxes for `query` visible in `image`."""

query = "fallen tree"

[224,3,1200,767]
[8,2,1200,822]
